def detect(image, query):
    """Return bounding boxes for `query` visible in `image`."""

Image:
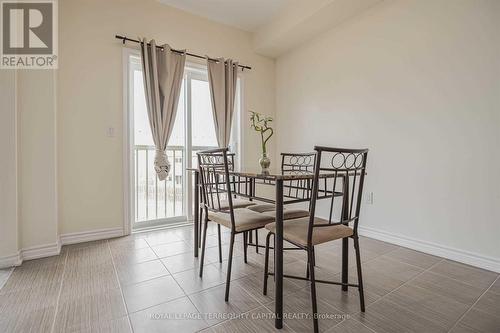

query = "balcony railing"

[134,145,216,223]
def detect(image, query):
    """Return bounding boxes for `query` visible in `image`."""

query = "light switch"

[106,127,115,137]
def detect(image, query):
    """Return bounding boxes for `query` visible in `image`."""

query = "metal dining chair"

[262,146,369,333]
[245,152,315,252]
[196,152,256,248]
[197,148,277,301]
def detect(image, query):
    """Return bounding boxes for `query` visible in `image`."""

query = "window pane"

[191,79,218,148]
[133,70,153,146]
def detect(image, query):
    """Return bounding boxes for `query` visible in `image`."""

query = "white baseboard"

[21,241,61,261]
[0,252,22,269]
[59,227,124,245]
[0,227,125,269]
[359,226,500,273]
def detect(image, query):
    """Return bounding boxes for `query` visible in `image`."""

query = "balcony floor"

[0,223,499,332]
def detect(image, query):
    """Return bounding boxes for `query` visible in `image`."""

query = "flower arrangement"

[249,111,274,171]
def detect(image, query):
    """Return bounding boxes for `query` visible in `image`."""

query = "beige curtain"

[140,39,186,180]
[206,58,239,148]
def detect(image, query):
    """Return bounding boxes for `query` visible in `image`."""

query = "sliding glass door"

[126,51,241,229]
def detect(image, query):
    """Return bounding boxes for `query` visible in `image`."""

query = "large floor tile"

[0,269,12,291]
[151,241,192,258]
[325,318,374,333]
[215,257,263,280]
[338,256,423,298]
[115,259,169,286]
[0,281,60,321]
[123,275,185,313]
[264,288,346,333]
[161,251,205,274]
[173,265,226,294]
[489,277,500,295]
[108,236,150,251]
[189,284,261,325]
[382,247,441,269]
[203,306,295,333]
[0,306,55,332]
[0,261,64,294]
[408,271,485,306]
[130,296,209,333]
[204,244,244,264]
[61,262,120,299]
[315,281,380,314]
[53,287,127,332]
[457,308,500,333]
[111,246,159,265]
[84,316,132,333]
[429,260,498,290]
[144,231,183,247]
[356,296,448,333]
[382,284,469,330]
[232,271,306,305]
[472,290,500,320]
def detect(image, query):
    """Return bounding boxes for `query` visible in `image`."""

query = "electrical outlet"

[365,192,374,205]
[106,127,115,138]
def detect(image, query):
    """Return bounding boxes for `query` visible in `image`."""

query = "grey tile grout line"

[49,248,69,333]
[107,240,135,333]
[446,274,500,333]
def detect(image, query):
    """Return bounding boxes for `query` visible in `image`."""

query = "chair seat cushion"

[208,208,275,232]
[247,204,309,220]
[246,204,275,213]
[265,217,353,246]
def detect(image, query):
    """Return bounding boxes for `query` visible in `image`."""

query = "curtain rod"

[115,35,252,70]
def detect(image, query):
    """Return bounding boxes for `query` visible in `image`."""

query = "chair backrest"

[197,148,236,229]
[281,152,316,200]
[307,146,369,246]
[281,152,316,172]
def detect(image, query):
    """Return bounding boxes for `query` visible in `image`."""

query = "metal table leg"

[274,178,284,329]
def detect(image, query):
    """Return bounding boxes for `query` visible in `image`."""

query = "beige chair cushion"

[203,198,256,210]
[208,208,275,232]
[265,217,353,246]
[248,204,309,220]
[247,204,275,213]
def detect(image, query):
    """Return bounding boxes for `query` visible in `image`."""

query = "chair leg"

[198,207,204,248]
[353,236,366,312]
[199,216,209,277]
[263,232,272,295]
[255,230,259,254]
[243,232,248,263]
[308,248,319,333]
[312,246,316,266]
[225,232,236,301]
[217,224,222,263]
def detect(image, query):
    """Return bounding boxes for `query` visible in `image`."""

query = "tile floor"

[0,223,499,333]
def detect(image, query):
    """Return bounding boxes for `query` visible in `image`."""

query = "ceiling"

[158,0,289,32]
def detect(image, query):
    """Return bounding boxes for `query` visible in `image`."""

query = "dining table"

[187,166,348,329]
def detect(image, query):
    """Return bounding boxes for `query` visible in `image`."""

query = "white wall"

[276,0,500,269]
[17,71,59,250]
[57,0,276,235]
[0,71,19,264]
